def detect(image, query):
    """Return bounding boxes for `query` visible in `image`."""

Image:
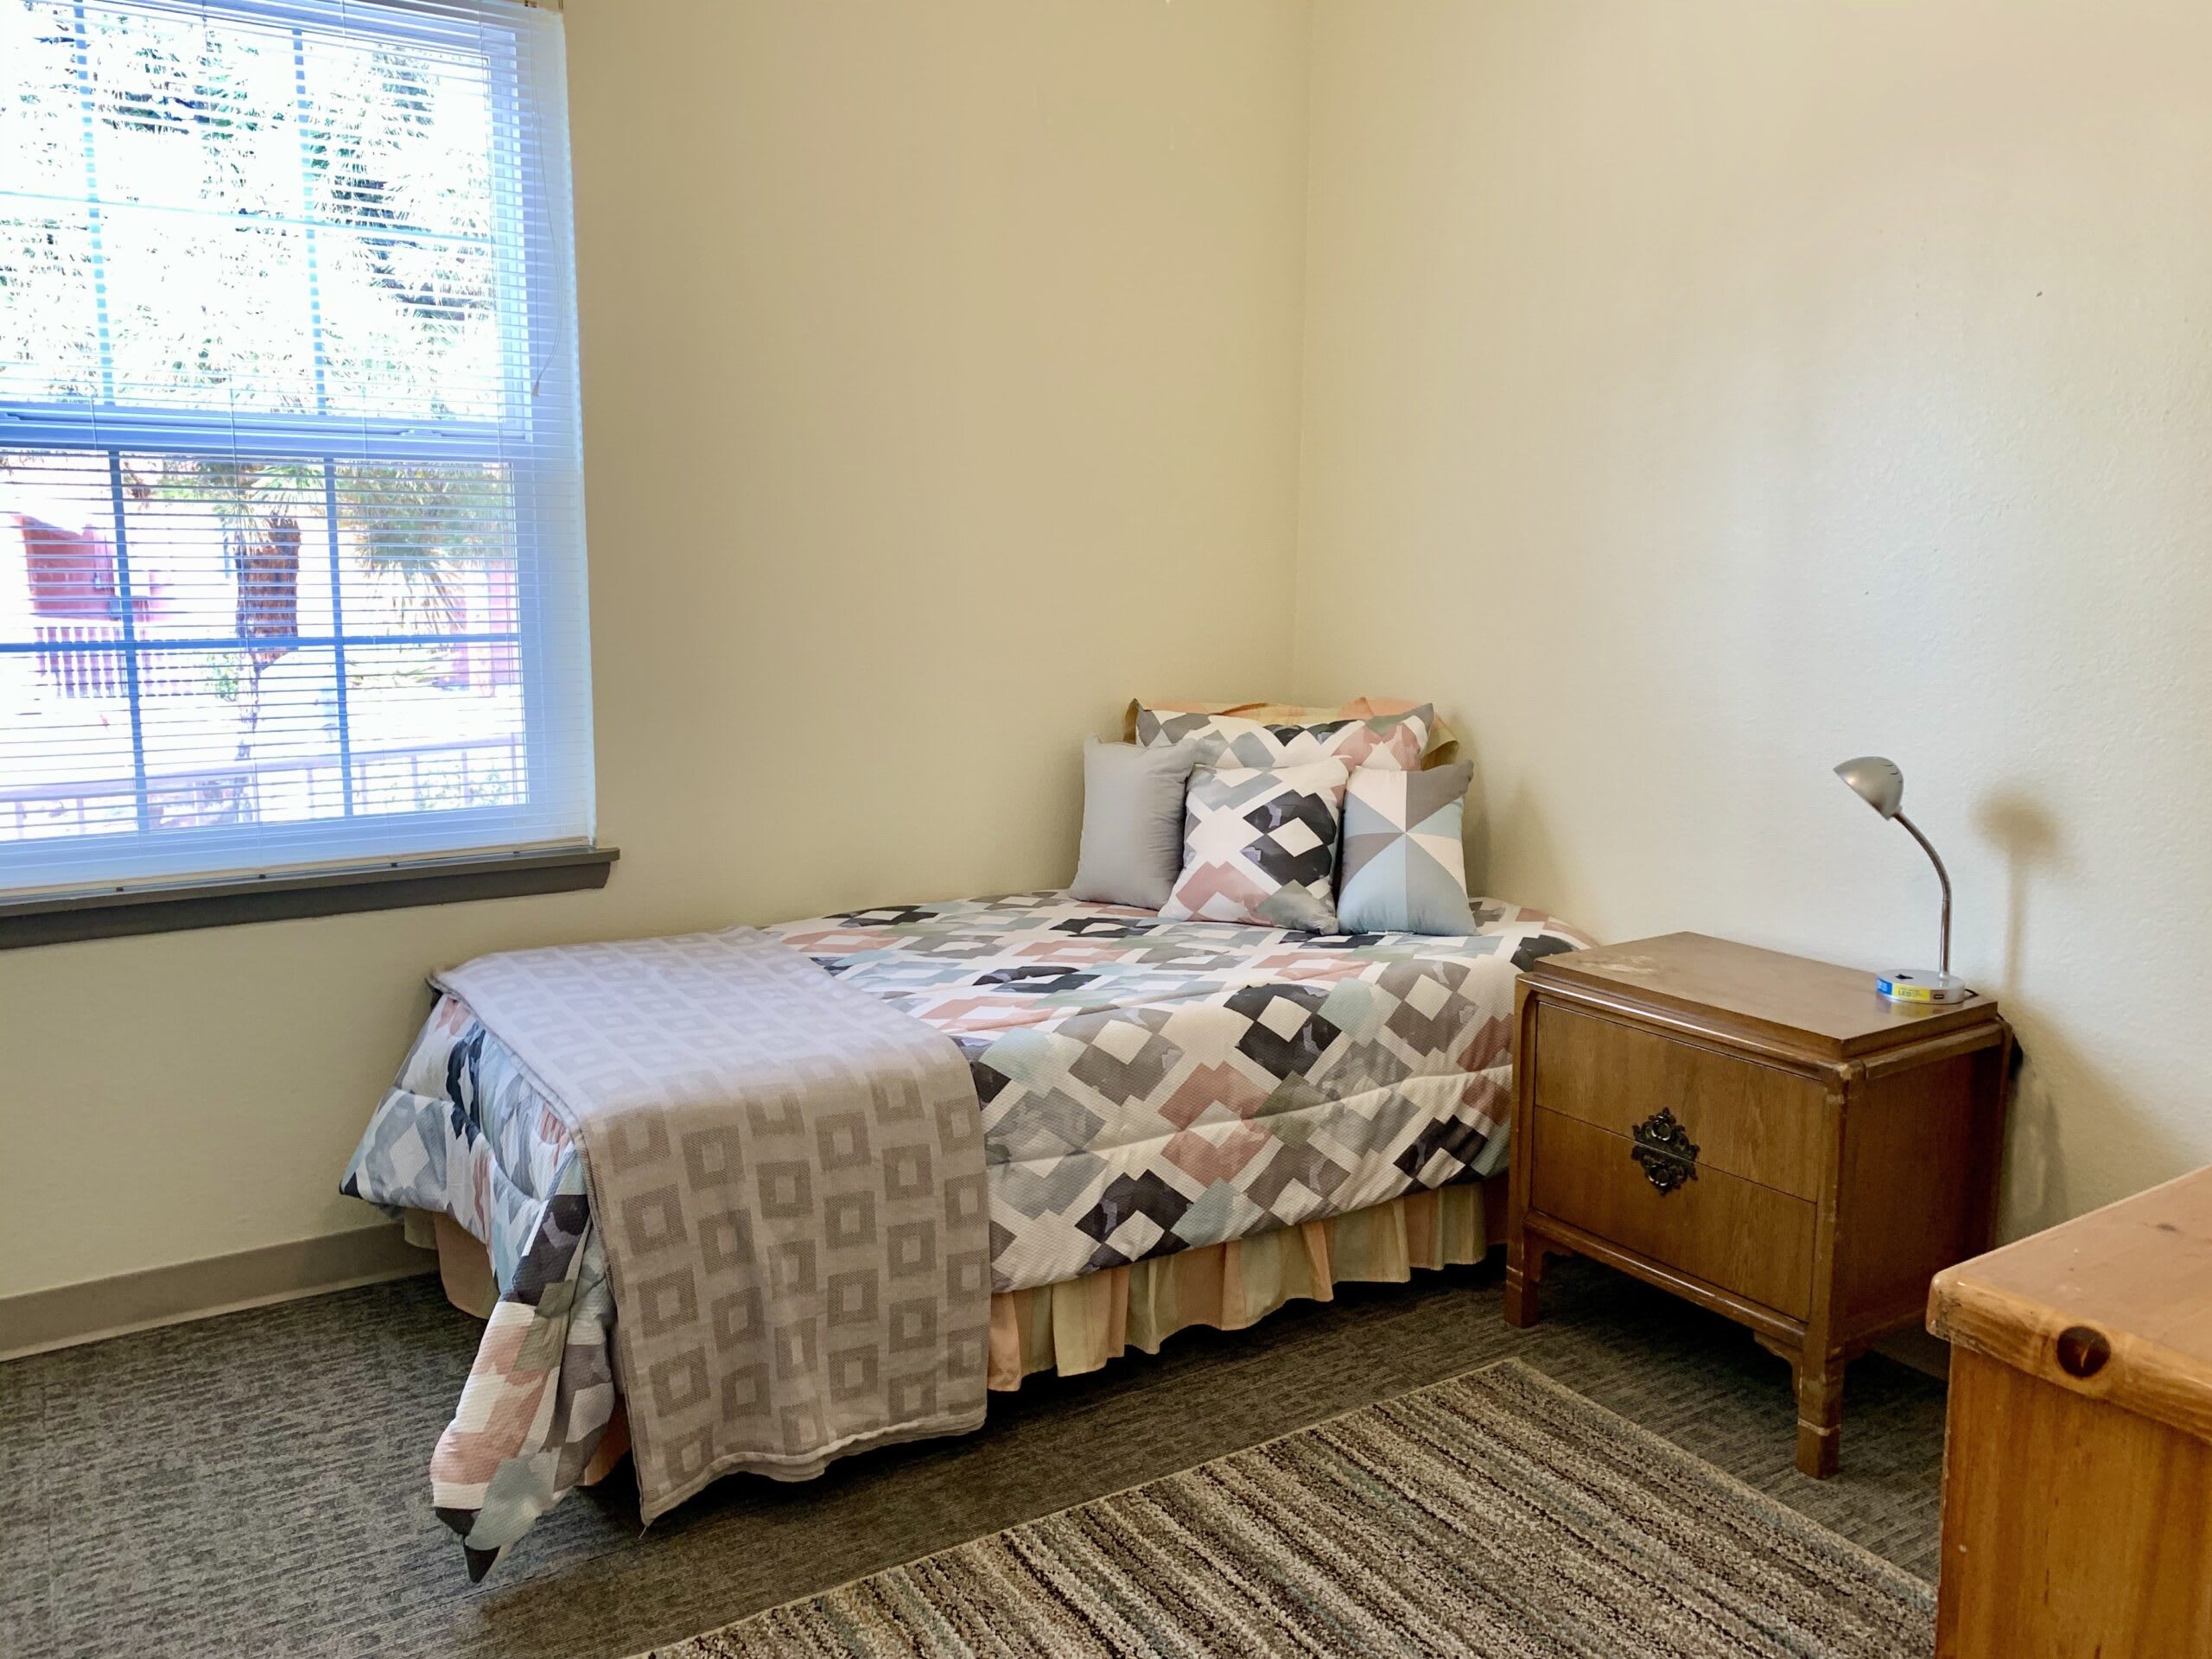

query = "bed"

[344,889,1590,1573]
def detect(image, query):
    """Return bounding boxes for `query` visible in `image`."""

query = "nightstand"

[1504,931,2012,1477]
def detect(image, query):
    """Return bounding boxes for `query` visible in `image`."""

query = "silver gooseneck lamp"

[1834,756,1971,1004]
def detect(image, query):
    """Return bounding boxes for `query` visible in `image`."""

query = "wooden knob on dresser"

[2053,1325,2111,1380]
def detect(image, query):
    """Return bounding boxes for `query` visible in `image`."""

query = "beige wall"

[1294,0,2212,1236]
[11,0,2206,1306]
[0,0,1313,1301]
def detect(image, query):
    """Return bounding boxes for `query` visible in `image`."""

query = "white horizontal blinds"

[0,0,592,893]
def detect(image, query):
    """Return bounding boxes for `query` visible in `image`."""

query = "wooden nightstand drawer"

[1534,1002,1825,1201]
[1529,1108,1817,1319]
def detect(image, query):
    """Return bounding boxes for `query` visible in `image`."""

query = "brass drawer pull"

[1630,1107,1700,1194]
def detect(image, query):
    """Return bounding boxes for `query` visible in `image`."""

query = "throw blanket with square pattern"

[429,928,989,1566]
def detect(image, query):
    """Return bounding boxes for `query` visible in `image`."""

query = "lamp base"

[1876,969,1972,1004]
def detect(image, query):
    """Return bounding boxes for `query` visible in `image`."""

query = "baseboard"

[0,1224,436,1363]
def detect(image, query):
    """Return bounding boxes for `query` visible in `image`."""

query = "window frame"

[0,0,600,917]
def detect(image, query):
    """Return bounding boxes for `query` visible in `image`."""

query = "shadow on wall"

[1974,786,2072,1233]
[1457,737,1491,899]
[1977,790,2063,993]
[1974,787,2073,1234]
[1974,788,2190,1237]
[1464,779,1576,923]
[1992,1014,2200,1240]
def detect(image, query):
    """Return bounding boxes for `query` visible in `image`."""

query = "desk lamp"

[1834,755,1971,1004]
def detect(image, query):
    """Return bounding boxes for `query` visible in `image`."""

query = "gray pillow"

[1070,736,1198,910]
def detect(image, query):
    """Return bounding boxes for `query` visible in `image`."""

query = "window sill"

[0,846,618,949]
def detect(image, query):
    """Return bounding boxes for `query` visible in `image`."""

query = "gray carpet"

[0,1256,1947,1659]
[656,1359,1934,1659]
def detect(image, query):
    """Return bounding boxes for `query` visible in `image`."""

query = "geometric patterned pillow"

[1135,702,1430,772]
[1336,761,1477,936]
[1159,760,1351,932]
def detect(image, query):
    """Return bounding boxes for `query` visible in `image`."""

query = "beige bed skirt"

[985,1179,1503,1388]
[416,1179,1503,1478]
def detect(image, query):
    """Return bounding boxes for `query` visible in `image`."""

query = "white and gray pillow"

[1069,737,1200,910]
[1159,760,1351,932]
[1135,702,1432,772]
[1336,761,1477,936]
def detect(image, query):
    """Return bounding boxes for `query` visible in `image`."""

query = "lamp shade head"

[1834,755,1904,819]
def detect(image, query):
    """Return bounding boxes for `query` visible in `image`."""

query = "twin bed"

[344,887,1590,1576]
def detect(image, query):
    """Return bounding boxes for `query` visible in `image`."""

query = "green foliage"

[340,462,509,627]
[144,458,321,576]
[98,27,265,143]
[141,454,511,630]
[3,0,499,412]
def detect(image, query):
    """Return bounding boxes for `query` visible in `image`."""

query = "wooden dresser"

[1505,932,2011,1476]
[1927,1166,2212,1658]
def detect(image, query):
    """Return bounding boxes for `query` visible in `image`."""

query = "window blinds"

[0,0,593,894]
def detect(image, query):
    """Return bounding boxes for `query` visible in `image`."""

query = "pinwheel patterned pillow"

[1336,761,1478,936]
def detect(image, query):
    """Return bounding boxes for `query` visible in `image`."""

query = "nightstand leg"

[1792,1354,1844,1478]
[1503,1236,1545,1328]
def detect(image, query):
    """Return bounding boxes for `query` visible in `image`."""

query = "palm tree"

[143,459,318,760]
[146,457,506,779]
[338,462,507,632]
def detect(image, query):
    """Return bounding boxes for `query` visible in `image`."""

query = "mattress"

[341,889,1589,1565]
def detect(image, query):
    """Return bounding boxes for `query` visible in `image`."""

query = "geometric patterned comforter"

[765,893,1592,1291]
[341,890,1588,1575]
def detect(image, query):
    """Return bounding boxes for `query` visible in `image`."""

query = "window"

[0,0,594,905]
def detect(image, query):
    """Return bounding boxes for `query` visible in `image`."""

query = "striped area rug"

[639,1359,1935,1658]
